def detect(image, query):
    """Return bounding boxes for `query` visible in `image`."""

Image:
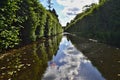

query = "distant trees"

[47,0,53,10]
[47,0,58,17]
[51,8,58,17]
[66,0,120,47]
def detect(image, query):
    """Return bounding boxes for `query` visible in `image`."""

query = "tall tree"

[47,0,53,10]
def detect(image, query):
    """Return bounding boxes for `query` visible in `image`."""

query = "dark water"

[0,33,120,80]
[0,35,62,80]
[42,35,105,80]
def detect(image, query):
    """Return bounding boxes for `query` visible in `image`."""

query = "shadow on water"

[0,33,120,80]
[42,33,105,80]
[0,34,62,80]
[66,33,120,80]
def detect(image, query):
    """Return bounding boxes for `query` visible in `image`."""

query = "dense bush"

[0,0,63,52]
[0,0,21,51]
[66,0,120,47]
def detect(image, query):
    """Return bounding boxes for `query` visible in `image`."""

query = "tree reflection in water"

[42,36,105,80]
[0,34,62,80]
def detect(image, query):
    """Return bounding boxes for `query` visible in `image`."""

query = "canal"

[0,33,120,80]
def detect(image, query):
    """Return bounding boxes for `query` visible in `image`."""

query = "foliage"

[66,0,120,47]
[0,0,21,52]
[0,0,63,52]
[0,34,62,80]
[0,27,20,51]
[47,0,53,10]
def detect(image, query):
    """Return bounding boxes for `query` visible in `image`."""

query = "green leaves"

[0,27,20,50]
[66,0,120,47]
[0,0,63,52]
[0,0,21,52]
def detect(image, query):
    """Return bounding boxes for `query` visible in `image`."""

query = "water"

[0,35,62,80]
[66,34,120,80]
[42,36,105,80]
[0,33,120,80]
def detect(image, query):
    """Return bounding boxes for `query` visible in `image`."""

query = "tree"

[52,8,58,17]
[47,0,53,10]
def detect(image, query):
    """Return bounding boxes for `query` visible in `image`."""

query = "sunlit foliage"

[0,0,63,52]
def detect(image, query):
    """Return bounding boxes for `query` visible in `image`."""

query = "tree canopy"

[0,0,63,52]
[66,0,120,47]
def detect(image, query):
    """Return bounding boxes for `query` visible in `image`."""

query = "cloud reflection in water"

[42,36,105,80]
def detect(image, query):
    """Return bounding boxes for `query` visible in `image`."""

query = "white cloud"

[42,36,105,80]
[56,0,99,26]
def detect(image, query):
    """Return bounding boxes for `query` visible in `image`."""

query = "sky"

[40,0,99,26]
[42,36,105,80]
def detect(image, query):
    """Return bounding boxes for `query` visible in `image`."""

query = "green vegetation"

[66,0,120,47]
[0,0,63,52]
[0,34,62,80]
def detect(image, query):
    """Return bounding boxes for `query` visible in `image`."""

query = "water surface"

[42,35,105,80]
[0,33,120,80]
[0,35,62,80]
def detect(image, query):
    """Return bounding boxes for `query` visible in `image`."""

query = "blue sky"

[40,0,99,26]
